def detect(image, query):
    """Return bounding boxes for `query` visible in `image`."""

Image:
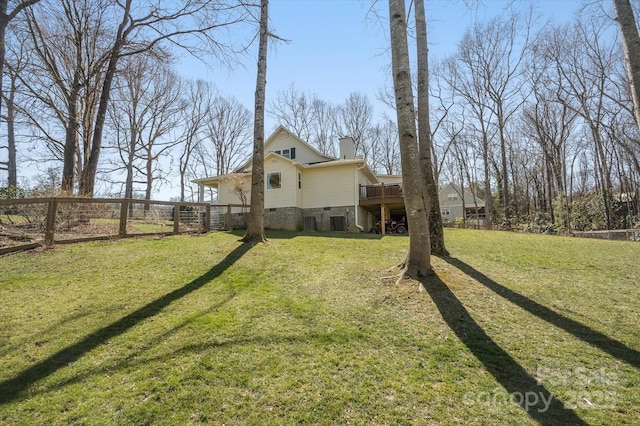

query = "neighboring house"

[193,126,404,232]
[439,183,486,226]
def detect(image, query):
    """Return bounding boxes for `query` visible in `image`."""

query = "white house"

[193,126,405,232]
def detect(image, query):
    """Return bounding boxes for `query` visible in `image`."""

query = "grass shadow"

[0,242,252,405]
[443,257,640,371]
[421,273,587,425]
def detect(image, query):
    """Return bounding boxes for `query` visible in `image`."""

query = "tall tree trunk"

[614,0,640,133]
[4,63,16,188]
[389,0,431,280]
[497,104,510,222]
[481,126,493,229]
[415,0,448,256]
[61,77,81,194]
[79,0,132,197]
[0,2,6,126]
[241,0,269,244]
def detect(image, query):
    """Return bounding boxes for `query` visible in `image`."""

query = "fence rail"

[0,197,219,255]
[208,204,249,231]
[572,229,640,241]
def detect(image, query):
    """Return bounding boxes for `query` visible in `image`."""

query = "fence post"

[203,205,211,232]
[227,205,232,231]
[44,198,57,246]
[119,200,128,237]
[173,203,181,234]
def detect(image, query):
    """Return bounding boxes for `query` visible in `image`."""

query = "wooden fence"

[571,229,640,241]
[0,197,221,255]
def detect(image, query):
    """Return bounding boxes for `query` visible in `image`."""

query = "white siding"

[296,170,303,207]
[302,165,356,208]
[217,176,251,205]
[376,175,403,185]
[265,132,330,165]
[264,157,298,208]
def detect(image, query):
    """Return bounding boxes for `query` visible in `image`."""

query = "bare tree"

[202,94,252,176]
[137,75,185,202]
[268,84,315,141]
[443,55,496,228]
[1,32,27,188]
[16,1,111,193]
[458,11,531,223]
[388,0,431,281]
[613,0,640,133]
[310,97,338,156]
[80,0,250,196]
[367,119,400,175]
[106,54,183,202]
[521,40,579,230]
[548,18,620,229]
[177,79,214,201]
[0,0,41,128]
[242,0,268,244]
[267,86,340,156]
[335,91,373,158]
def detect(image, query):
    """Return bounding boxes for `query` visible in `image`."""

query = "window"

[441,208,451,216]
[273,147,295,159]
[267,172,281,189]
[447,193,458,201]
[298,172,302,189]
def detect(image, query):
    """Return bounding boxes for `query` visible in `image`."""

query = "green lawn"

[0,229,638,425]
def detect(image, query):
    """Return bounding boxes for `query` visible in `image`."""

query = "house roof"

[439,183,485,208]
[192,172,250,187]
[234,125,335,173]
[268,125,336,160]
[194,126,380,186]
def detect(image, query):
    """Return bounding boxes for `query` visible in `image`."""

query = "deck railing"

[359,183,403,201]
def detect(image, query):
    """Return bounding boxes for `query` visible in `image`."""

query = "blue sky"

[181,0,586,131]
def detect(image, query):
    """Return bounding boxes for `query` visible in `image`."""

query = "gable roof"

[234,126,335,173]
[193,126,382,186]
[439,183,485,208]
[266,126,336,162]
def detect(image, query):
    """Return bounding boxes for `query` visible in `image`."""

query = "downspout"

[354,163,366,232]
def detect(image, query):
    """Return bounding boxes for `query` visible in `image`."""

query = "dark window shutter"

[290,147,296,159]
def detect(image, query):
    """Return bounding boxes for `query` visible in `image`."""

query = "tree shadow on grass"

[0,242,252,405]
[443,257,640,371]
[421,273,587,425]
[38,333,311,395]
[0,310,94,358]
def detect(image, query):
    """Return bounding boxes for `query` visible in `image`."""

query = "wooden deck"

[359,184,406,233]
[359,183,404,205]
